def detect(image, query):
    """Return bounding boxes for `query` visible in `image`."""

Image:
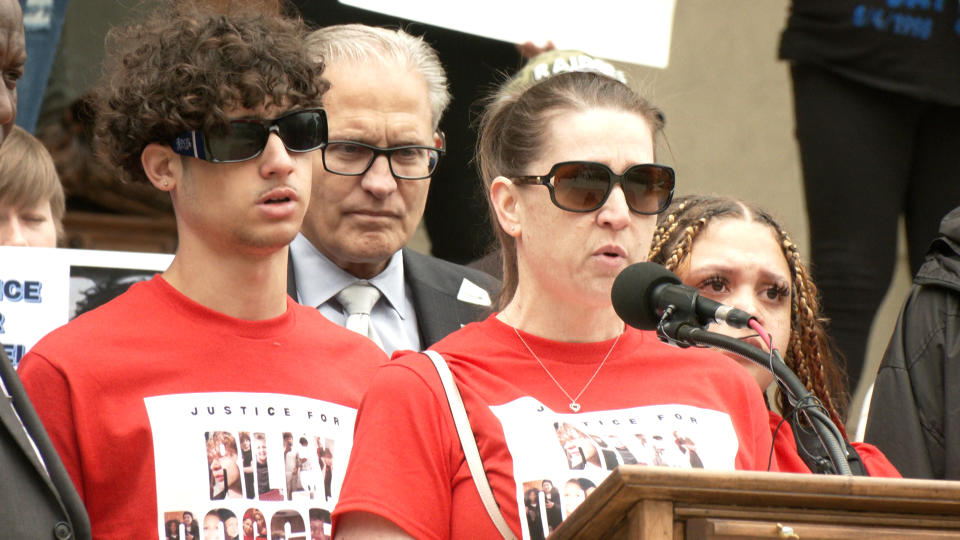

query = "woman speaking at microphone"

[648,195,898,477]
[333,71,782,539]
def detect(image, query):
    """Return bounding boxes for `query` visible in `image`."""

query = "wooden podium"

[550,466,960,539]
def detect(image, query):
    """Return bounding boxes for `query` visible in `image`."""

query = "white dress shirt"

[290,233,422,356]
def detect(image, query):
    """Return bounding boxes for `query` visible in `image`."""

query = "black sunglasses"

[511,161,675,214]
[170,108,328,163]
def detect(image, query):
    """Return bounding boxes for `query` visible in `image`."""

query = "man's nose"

[360,154,398,198]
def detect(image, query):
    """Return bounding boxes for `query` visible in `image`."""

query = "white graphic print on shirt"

[145,392,355,540]
[490,398,738,539]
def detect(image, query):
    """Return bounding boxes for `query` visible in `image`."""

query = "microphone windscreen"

[611,262,682,331]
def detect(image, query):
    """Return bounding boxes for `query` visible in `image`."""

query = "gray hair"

[305,24,450,131]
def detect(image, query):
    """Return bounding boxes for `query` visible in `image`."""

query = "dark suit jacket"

[287,247,501,348]
[0,347,91,539]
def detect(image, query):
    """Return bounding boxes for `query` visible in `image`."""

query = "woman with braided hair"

[648,194,898,476]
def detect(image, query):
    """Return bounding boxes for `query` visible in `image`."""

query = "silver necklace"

[513,327,622,413]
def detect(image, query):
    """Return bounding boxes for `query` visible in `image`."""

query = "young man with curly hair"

[17,4,386,538]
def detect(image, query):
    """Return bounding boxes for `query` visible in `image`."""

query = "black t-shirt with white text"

[779,0,960,105]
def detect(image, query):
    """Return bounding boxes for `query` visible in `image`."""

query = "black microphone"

[611,262,755,331]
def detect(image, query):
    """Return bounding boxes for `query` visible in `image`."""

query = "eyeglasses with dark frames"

[510,160,675,214]
[320,132,445,180]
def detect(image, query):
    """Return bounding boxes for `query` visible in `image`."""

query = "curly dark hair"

[648,195,850,431]
[94,1,328,184]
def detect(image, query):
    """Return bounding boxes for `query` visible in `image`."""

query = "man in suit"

[0,1,90,536]
[289,24,500,355]
[1,348,90,539]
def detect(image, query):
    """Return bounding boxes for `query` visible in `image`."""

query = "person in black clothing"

[319,445,333,501]
[165,518,181,540]
[779,0,960,394]
[239,432,255,498]
[182,511,199,540]
[865,206,960,479]
[523,487,545,540]
[254,432,270,495]
[541,479,562,533]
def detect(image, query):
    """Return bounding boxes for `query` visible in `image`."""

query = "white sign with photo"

[340,0,677,68]
[0,246,173,367]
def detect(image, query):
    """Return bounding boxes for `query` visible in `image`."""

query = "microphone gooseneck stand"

[655,308,853,476]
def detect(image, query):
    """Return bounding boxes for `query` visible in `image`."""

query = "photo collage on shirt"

[489,399,736,540]
[159,429,335,540]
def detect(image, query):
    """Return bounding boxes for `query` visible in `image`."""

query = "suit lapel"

[0,396,58,485]
[1,349,93,536]
[403,248,465,348]
[0,357,62,501]
[1,349,92,537]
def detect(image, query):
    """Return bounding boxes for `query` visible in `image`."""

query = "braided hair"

[648,195,849,430]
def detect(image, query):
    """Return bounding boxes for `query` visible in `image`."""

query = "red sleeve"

[333,357,457,540]
[852,442,902,478]
[719,361,784,472]
[765,411,901,477]
[17,352,86,501]
[746,387,781,471]
[767,410,813,473]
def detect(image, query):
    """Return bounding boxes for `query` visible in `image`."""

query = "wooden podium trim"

[685,517,960,539]
[550,467,960,540]
[628,500,673,539]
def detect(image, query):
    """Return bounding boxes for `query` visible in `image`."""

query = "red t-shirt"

[18,276,386,540]
[768,411,901,477]
[334,315,777,539]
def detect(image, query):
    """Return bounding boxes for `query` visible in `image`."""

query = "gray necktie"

[335,281,383,349]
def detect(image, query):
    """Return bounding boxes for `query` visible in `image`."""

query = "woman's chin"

[721,350,773,390]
